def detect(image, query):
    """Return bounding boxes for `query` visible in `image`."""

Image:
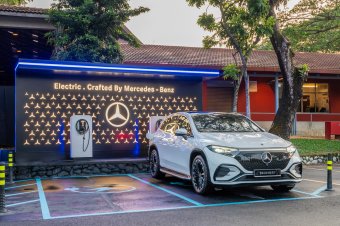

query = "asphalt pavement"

[1,165,339,226]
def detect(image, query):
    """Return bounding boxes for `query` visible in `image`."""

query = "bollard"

[326,153,333,191]
[8,152,14,184]
[0,162,6,213]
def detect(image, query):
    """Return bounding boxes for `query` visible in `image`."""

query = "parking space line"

[304,178,340,186]
[6,199,39,207]
[292,189,320,197]
[5,183,36,190]
[49,196,318,220]
[306,167,340,173]
[50,205,198,219]
[36,178,51,220]
[5,190,38,197]
[311,185,327,196]
[127,174,204,206]
[202,196,319,207]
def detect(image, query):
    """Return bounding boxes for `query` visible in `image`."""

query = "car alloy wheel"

[191,155,212,194]
[150,149,164,179]
[150,150,158,176]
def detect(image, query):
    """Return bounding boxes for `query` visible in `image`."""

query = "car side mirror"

[146,132,154,140]
[175,128,188,139]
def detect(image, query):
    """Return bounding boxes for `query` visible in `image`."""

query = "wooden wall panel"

[206,87,233,112]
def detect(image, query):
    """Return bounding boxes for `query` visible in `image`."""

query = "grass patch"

[291,138,340,156]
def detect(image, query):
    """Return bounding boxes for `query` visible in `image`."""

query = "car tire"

[191,155,213,195]
[149,149,165,179]
[271,184,295,192]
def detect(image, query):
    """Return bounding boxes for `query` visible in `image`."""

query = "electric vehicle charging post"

[70,115,93,158]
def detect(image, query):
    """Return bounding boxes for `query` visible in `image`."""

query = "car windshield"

[191,113,263,133]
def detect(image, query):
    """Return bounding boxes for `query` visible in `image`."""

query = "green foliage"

[297,64,309,75]
[188,0,275,116]
[259,0,339,53]
[291,138,340,156]
[47,0,149,63]
[295,64,309,80]
[223,64,240,80]
[0,0,31,5]
[283,5,340,53]
[188,0,275,58]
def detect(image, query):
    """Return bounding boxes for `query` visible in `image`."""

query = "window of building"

[298,83,329,113]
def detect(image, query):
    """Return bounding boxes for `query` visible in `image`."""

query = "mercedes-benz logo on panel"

[106,102,130,127]
[261,152,272,165]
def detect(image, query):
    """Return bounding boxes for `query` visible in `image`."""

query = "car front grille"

[234,152,291,171]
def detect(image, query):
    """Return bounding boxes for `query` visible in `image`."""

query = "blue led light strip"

[17,60,220,77]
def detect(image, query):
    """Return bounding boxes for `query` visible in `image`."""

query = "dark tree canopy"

[47,0,149,63]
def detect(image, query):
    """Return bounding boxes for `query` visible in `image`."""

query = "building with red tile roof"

[0,5,340,149]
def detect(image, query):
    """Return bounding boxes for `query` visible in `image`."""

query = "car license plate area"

[253,169,281,177]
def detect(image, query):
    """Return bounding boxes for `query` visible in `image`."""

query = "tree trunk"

[232,75,243,112]
[240,57,250,118]
[268,2,306,140]
[243,70,251,118]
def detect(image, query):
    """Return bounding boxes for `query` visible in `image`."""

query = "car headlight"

[287,145,297,158]
[207,145,239,157]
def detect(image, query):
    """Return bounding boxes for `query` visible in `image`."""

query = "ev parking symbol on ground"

[64,184,136,194]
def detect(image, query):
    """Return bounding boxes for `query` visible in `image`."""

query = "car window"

[177,115,192,135]
[191,113,263,133]
[160,116,171,131]
[161,116,179,135]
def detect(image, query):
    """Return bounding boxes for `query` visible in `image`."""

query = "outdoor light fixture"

[16,59,221,78]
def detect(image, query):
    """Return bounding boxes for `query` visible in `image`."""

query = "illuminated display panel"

[15,60,215,162]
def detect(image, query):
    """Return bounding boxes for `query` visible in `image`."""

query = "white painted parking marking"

[303,178,340,186]
[305,167,340,173]
[5,191,38,197]
[6,199,39,207]
[292,189,320,197]
[5,183,36,190]
[311,185,327,196]
[36,178,51,220]
[48,196,319,220]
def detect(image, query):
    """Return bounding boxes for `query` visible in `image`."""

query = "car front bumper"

[203,147,303,186]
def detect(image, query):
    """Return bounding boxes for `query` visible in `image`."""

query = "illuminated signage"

[15,60,207,160]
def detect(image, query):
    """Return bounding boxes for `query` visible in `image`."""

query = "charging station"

[70,115,93,158]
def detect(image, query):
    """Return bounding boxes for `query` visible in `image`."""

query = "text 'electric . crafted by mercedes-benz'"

[147,112,302,195]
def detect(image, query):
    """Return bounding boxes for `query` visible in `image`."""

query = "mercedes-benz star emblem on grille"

[105,102,130,127]
[261,152,272,165]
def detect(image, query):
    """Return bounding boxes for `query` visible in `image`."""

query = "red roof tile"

[0,5,47,14]
[121,44,340,74]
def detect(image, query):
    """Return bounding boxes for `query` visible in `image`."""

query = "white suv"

[148,112,302,195]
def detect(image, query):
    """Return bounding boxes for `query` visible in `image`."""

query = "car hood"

[197,132,291,149]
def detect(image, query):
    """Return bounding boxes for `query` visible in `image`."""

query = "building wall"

[0,85,14,146]
[237,77,276,113]
[232,76,340,136]
[237,76,340,116]
[329,80,340,113]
